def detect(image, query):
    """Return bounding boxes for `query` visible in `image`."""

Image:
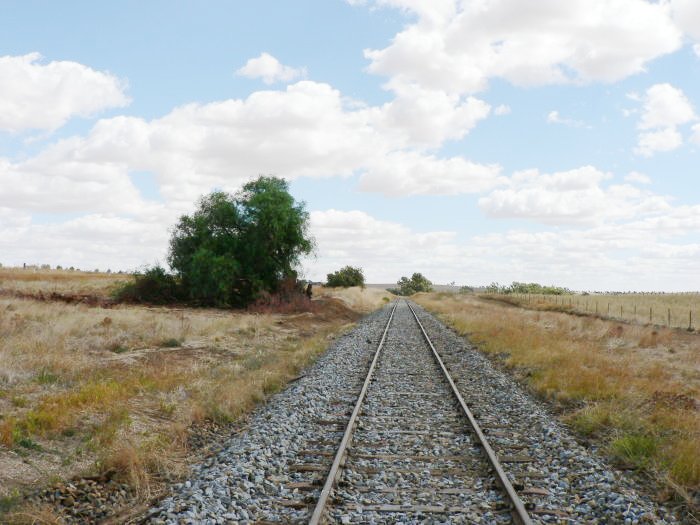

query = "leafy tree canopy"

[167,176,313,306]
[388,272,433,296]
[326,265,365,288]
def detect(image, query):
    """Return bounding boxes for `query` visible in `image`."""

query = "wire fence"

[488,292,698,331]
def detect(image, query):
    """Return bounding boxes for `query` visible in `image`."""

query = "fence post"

[668,308,671,327]
[620,305,623,318]
[607,302,610,315]
[649,307,652,324]
[689,310,693,331]
[596,301,598,314]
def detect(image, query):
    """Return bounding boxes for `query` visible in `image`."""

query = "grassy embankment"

[415,292,699,509]
[0,268,391,521]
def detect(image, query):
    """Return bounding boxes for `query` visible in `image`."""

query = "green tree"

[389,272,433,296]
[168,176,313,306]
[326,266,365,288]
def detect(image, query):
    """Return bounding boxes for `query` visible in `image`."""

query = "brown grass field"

[0,269,390,522]
[415,292,699,512]
[0,267,131,297]
[497,291,700,330]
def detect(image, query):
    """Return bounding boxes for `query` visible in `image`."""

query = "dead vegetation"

[0,271,377,521]
[415,292,699,513]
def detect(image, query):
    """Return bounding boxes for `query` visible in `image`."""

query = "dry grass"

[0,270,374,517]
[315,285,393,313]
[497,292,700,330]
[0,267,130,297]
[415,292,700,504]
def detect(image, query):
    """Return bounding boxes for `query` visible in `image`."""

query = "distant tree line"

[485,281,572,295]
[387,272,433,296]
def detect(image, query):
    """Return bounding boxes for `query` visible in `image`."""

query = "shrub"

[113,266,181,304]
[326,266,365,288]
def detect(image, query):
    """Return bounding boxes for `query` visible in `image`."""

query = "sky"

[1,0,699,291]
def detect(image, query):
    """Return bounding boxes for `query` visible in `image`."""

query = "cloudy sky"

[1,1,699,290]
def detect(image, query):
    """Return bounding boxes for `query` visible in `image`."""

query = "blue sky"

[1,0,699,290]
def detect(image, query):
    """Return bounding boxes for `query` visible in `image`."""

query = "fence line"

[490,292,697,331]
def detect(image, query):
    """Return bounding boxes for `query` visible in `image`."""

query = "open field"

[492,292,700,331]
[0,271,385,521]
[415,292,700,510]
[0,268,131,298]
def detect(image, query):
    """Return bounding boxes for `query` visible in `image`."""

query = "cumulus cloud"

[0,53,129,133]
[0,212,172,271]
[0,79,500,217]
[634,83,697,156]
[670,0,700,40]
[479,166,670,225]
[236,52,306,84]
[358,151,502,196]
[306,203,700,290]
[546,110,585,128]
[361,0,682,95]
[373,84,491,147]
[637,83,696,129]
[635,128,684,157]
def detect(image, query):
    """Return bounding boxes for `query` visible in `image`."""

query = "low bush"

[113,266,182,304]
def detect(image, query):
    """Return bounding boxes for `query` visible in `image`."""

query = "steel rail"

[406,300,533,525]
[308,301,399,525]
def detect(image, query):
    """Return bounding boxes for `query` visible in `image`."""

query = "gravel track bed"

[328,301,509,525]
[148,301,680,525]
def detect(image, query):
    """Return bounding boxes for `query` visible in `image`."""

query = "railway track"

[151,300,676,523]
[302,300,532,524]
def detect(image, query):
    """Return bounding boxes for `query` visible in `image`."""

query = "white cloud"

[691,123,700,145]
[373,84,491,147]
[695,44,700,58]
[624,171,652,185]
[634,83,697,156]
[670,0,700,40]
[236,52,306,84]
[0,212,172,271]
[546,110,585,128]
[0,53,129,133]
[479,166,670,225]
[637,83,696,129]
[494,104,511,116]
[361,0,682,95]
[307,209,469,283]
[358,151,502,196]
[635,128,683,157]
[0,80,500,215]
[304,203,700,290]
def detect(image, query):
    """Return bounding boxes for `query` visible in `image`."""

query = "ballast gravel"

[147,301,680,524]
